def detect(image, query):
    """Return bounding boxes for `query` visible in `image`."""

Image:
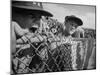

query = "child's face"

[19,13,41,28]
[26,14,41,25]
[65,21,78,34]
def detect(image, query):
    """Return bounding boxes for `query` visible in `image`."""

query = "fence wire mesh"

[11,17,96,74]
[12,33,95,74]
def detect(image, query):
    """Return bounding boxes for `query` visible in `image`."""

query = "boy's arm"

[12,21,29,36]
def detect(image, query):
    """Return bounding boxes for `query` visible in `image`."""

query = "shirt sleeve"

[12,21,29,36]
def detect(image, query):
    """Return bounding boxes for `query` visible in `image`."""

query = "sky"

[43,2,96,29]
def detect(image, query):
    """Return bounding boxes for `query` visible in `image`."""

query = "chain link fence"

[11,34,95,74]
[11,16,96,74]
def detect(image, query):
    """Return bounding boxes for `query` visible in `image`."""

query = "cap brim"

[66,16,83,26]
[12,5,53,17]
